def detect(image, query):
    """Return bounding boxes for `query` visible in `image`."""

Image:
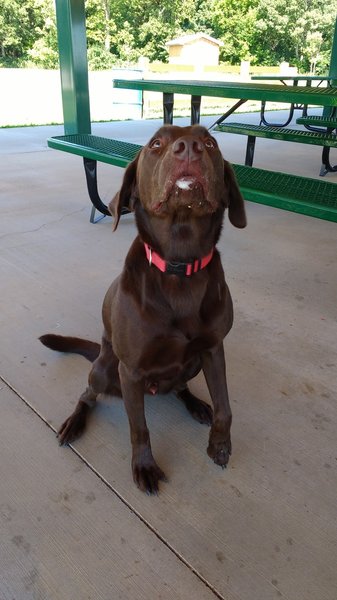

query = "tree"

[304,31,323,74]
[85,0,216,64]
[1,0,337,73]
[26,0,58,68]
[0,0,44,64]
[252,0,337,71]
[211,0,259,63]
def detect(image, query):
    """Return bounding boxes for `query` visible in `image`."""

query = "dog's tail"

[39,334,100,362]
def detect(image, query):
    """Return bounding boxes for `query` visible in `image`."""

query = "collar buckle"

[166,260,190,276]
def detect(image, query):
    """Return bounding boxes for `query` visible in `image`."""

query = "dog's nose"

[173,137,204,161]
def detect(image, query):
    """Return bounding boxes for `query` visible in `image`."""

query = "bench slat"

[214,123,337,146]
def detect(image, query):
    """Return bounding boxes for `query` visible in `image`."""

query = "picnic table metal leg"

[83,158,110,223]
[163,93,174,124]
[245,136,256,166]
[191,95,201,124]
[208,99,247,130]
[260,100,295,126]
[83,158,131,223]
[260,79,298,126]
[320,128,337,176]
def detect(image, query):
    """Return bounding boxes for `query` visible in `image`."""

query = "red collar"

[144,242,214,277]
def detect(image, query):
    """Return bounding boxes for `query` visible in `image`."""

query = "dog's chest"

[137,311,217,383]
[162,275,207,318]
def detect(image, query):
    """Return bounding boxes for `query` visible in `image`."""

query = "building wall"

[168,41,220,66]
[0,68,143,127]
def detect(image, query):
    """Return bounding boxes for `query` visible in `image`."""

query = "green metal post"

[55,0,91,134]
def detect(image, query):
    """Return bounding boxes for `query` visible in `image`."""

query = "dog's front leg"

[202,343,232,468]
[118,362,167,494]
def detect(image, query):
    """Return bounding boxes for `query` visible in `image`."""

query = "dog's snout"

[173,137,204,161]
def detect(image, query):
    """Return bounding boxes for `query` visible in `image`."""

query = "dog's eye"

[149,139,162,149]
[205,138,216,148]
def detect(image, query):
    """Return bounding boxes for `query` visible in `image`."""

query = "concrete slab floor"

[0,112,336,600]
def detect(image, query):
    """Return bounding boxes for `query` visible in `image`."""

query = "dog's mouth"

[174,176,202,191]
[153,173,216,214]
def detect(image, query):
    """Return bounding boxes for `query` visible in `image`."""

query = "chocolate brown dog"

[40,124,246,494]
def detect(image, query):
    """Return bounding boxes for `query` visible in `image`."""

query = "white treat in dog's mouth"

[175,177,196,190]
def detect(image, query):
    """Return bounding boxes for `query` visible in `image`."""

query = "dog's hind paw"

[57,405,89,446]
[187,397,213,425]
[176,388,213,425]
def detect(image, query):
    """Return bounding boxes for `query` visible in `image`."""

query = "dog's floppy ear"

[224,160,247,228]
[108,154,140,231]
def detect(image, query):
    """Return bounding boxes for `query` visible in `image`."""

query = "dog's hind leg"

[57,386,97,445]
[57,336,121,445]
[175,386,213,425]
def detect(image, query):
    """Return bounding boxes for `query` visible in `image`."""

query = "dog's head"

[109,125,246,231]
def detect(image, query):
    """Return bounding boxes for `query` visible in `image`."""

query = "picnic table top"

[113,78,337,106]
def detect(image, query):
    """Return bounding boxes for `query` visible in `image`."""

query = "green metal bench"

[296,115,337,129]
[47,133,337,223]
[296,115,337,176]
[48,134,142,222]
[214,122,337,176]
[233,164,337,222]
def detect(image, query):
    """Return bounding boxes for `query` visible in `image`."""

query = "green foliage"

[0,0,337,75]
[211,0,259,63]
[25,0,58,68]
[253,0,337,71]
[0,0,58,67]
[0,0,43,64]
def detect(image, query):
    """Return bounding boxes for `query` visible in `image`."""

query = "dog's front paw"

[132,455,167,495]
[207,431,232,469]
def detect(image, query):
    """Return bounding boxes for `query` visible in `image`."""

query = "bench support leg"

[245,136,256,166]
[260,100,295,127]
[320,146,337,176]
[320,126,337,176]
[191,95,201,125]
[90,205,106,224]
[83,158,110,221]
[163,93,174,124]
[83,158,130,223]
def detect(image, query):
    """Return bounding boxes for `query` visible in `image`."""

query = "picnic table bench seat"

[47,133,337,223]
[48,134,142,221]
[214,122,337,176]
[233,164,337,222]
[48,134,142,167]
[296,115,337,128]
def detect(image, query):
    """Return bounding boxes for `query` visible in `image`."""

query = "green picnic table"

[47,1,337,222]
[112,77,337,176]
[113,77,337,127]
